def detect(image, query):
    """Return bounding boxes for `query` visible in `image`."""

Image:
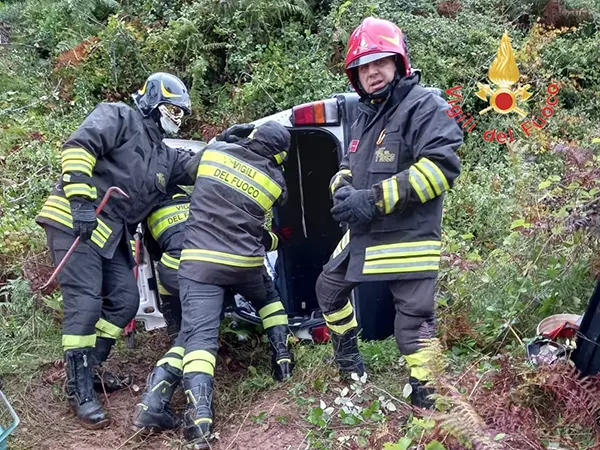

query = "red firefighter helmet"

[345,17,411,94]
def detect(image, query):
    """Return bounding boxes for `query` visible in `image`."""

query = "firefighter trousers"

[45,226,139,352]
[156,259,182,340]
[176,268,287,377]
[315,258,436,380]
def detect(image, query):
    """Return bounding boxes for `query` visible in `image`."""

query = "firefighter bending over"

[35,73,197,429]
[130,123,292,439]
[316,17,463,409]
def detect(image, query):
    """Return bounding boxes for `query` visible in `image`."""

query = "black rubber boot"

[331,328,365,377]
[92,337,132,393]
[266,325,294,381]
[409,377,436,409]
[132,363,182,430]
[183,373,214,448]
[64,348,110,429]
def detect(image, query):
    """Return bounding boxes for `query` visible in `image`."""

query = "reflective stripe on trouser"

[157,260,183,342]
[258,299,288,330]
[316,258,436,371]
[157,346,185,371]
[45,226,140,351]
[179,268,281,375]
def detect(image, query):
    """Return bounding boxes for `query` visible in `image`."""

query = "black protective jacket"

[178,134,288,285]
[327,74,463,281]
[36,102,196,260]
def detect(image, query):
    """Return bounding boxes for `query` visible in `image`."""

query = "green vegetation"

[1,0,600,448]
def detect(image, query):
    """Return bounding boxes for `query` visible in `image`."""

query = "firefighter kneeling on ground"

[316,17,463,409]
[131,123,292,437]
[35,72,198,429]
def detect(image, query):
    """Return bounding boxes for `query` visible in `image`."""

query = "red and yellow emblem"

[475,31,532,118]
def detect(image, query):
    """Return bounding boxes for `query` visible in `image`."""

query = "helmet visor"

[159,104,184,125]
[347,52,396,69]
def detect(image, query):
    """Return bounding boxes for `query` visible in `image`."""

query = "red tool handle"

[40,186,129,291]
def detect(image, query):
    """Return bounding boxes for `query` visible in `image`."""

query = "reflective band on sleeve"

[61,147,96,177]
[268,232,279,251]
[332,230,350,259]
[181,249,263,268]
[160,253,180,270]
[381,176,400,214]
[62,147,97,165]
[328,316,358,335]
[197,150,282,211]
[62,334,97,350]
[63,183,97,200]
[323,301,353,323]
[42,195,111,242]
[258,301,285,320]
[262,315,288,329]
[408,166,434,203]
[95,318,122,339]
[415,157,449,195]
[38,205,109,249]
[62,162,93,177]
[148,203,190,240]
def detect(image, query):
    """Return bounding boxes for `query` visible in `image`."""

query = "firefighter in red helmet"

[315,17,463,409]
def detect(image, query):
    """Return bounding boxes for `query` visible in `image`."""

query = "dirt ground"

[4,329,309,450]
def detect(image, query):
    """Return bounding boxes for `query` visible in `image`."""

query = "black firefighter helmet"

[132,72,191,135]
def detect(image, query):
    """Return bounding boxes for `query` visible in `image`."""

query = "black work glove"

[70,197,97,241]
[330,188,378,225]
[333,185,356,207]
[216,123,255,143]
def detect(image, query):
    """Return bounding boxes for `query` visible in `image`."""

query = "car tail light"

[311,324,330,343]
[291,98,340,126]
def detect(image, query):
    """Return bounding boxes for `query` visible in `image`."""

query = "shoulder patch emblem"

[348,139,360,153]
[156,172,166,187]
[375,147,396,163]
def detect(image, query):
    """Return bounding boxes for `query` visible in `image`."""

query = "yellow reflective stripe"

[96,329,116,339]
[161,81,182,98]
[268,232,279,251]
[362,256,440,274]
[381,176,399,214]
[62,334,96,350]
[328,316,358,335]
[183,350,216,367]
[262,314,288,329]
[158,281,171,296]
[408,166,434,203]
[323,301,353,323]
[62,147,96,166]
[194,418,213,424]
[45,196,109,239]
[181,249,263,268]
[184,360,215,375]
[332,230,350,259]
[157,357,183,370]
[331,169,352,195]
[169,346,185,357]
[274,151,287,164]
[38,206,108,248]
[416,157,449,193]
[64,183,97,200]
[95,318,122,339]
[365,241,441,260]
[148,204,189,239]
[404,349,432,381]
[62,161,93,177]
[160,253,180,270]
[200,149,282,198]
[258,301,285,320]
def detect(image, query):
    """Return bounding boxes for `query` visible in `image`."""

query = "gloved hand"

[333,185,356,207]
[330,188,378,225]
[70,197,98,241]
[216,123,255,143]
